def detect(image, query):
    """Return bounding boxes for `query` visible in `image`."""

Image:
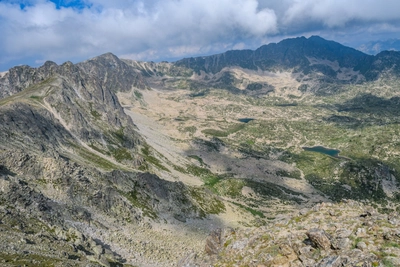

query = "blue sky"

[1,0,400,71]
[21,0,90,9]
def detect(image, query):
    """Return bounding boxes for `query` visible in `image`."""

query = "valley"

[1,36,400,266]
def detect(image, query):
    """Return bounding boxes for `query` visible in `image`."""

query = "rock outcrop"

[182,200,400,267]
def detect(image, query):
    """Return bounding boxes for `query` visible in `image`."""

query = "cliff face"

[0,53,149,168]
[0,53,222,266]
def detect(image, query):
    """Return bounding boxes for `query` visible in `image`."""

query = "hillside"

[1,36,400,266]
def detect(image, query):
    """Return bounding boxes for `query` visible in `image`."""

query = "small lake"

[238,118,254,123]
[303,146,340,157]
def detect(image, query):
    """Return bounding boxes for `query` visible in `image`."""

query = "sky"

[1,0,400,71]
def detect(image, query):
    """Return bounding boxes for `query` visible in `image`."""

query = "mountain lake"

[238,118,254,123]
[303,146,340,157]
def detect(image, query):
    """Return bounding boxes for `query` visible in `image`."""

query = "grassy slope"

[175,78,400,205]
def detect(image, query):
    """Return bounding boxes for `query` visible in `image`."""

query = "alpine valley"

[1,36,400,267]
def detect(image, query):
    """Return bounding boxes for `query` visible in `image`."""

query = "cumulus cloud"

[0,0,400,70]
[0,0,277,69]
[282,0,400,28]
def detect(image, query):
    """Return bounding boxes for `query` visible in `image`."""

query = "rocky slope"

[1,36,400,266]
[181,200,400,267]
[176,36,369,74]
[0,52,226,266]
[174,36,400,94]
[0,147,225,266]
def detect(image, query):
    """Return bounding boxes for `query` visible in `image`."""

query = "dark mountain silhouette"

[175,36,400,82]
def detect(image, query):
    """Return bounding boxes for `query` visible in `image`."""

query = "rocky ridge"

[0,53,148,169]
[0,53,227,266]
[181,200,400,267]
[1,36,400,266]
[173,36,400,95]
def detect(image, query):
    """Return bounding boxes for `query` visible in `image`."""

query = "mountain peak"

[176,35,370,74]
[86,52,121,64]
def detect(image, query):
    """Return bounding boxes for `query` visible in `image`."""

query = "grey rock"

[280,243,294,256]
[332,238,351,250]
[306,228,331,250]
[177,251,199,267]
[356,241,367,251]
[290,260,305,267]
[298,245,313,256]
[205,229,222,255]
[299,208,309,215]
[299,256,316,267]
[335,228,352,238]
[231,238,249,250]
[317,256,344,267]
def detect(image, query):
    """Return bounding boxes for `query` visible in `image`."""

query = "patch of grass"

[304,157,392,202]
[382,258,395,267]
[188,155,206,166]
[172,164,188,174]
[89,103,101,119]
[224,239,232,247]
[0,252,61,266]
[383,242,400,249]
[111,147,133,162]
[189,187,225,215]
[183,126,197,134]
[134,90,143,99]
[89,143,111,156]
[276,169,302,179]
[185,163,226,192]
[203,175,222,187]
[231,201,265,218]
[214,179,245,198]
[112,127,125,144]
[30,95,44,101]
[351,237,363,249]
[121,189,158,220]
[202,123,245,137]
[246,180,306,204]
[186,164,212,177]
[91,110,101,119]
[0,77,56,106]
[141,145,170,172]
[69,142,119,170]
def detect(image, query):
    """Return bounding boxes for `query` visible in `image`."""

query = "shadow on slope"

[319,94,400,128]
[0,148,228,264]
[304,157,400,203]
[184,137,309,208]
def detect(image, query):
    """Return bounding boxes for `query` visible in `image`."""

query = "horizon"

[1,0,400,71]
[0,35,390,72]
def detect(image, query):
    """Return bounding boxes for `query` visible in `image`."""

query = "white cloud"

[1,0,400,71]
[282,0,400,28]
[0,0,277,69]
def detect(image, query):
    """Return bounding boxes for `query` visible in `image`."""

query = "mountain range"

[358,38,400,55]
[1,36,400,266]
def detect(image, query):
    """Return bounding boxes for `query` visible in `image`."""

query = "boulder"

[205,229,222,255]
[306,228,331,250]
